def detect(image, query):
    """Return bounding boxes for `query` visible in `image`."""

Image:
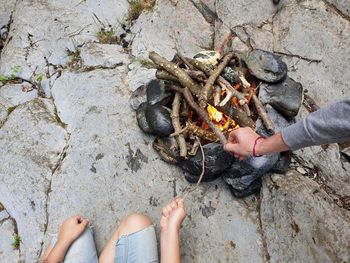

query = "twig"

[170,127,188,137]
[186,122,219,142]
[176,52,196,70]
[169,85,228,144]
[200,52,234,108]
[252,94,274,132]
[188,140,200,156]
[213,85,221,106]
[149,51,202,96]
[171,92,187,158]
[156,69,206,83]
[217,79,247,107]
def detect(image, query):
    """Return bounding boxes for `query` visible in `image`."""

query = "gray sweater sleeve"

[281,99,350,151]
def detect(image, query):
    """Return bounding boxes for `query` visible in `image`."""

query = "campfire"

[130,34,303,198]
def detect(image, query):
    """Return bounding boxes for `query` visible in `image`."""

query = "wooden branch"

[217,79,247,106]
[252,94,274,132]
[213,85,221,106]
[149,51,202,96]
[187,57,248,106]
[171,92,187,158]
[216,103,256,129]
[156,70,179,82]
[216,31,233,55]
[156,69,206,83]
[200,52,234,108]
[169,85,228,144]
[176,52,196,70]
[187,122,219,142]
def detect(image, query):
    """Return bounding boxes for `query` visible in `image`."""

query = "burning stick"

[252,94,274,132]
[149,51,202,96]
[169,85,228,144]
[187,122,219,142]
[200,52,234,108]
[171,92,188,158]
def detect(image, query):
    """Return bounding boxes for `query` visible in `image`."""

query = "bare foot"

[160,198,186,233]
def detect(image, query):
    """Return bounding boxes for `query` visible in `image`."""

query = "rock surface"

[261,171,350,262]
[0,211,20,262]
[0,0,350,262]
[0,99,67,261]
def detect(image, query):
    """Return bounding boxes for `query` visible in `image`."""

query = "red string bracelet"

[253,136,264,157]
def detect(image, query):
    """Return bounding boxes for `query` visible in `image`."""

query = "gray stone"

[0,0,129,79]
[80,43,129,68]
[0,98,67,262]
[273,0,350,107]
[341,147,350,159]
[127,62,157,92]
[325,0,350,17]
[261,171,350,262]
[216,0,277,29]
[259,77,303,117]
[131,0,213,59]
[0,83,38,126]
[0,218,20,262]
[0,0,16,29]
[243,49,288,83]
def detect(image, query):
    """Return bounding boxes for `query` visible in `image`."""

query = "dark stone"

[129,85,147,110]
[178,143,234,183]
[228,177,262,198]
[256,104,295,134]
[259,77,303,117]
[271,151,292,173]
[222,67,241,84]
[145,104,174,136]
[146,79,172,106]
[120,33,126,38]
[136,102,153,133]
[243,49,287,82]
[222,154,279,198]
[122,39,129,48]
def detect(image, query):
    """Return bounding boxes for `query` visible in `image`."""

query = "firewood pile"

[130,34,304,198]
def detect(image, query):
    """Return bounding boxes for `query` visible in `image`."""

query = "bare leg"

[99,213,153,263]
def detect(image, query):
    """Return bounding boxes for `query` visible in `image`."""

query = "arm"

[281,99,350,150]
[43,216,89,263]
[224,99,350,157]
[160,198,186,263]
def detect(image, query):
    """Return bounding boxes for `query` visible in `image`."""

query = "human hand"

[224,127,262,159]
[57,215,89,244]
[160,198,186,232]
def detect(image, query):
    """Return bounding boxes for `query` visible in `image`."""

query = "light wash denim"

[50,225,158,263]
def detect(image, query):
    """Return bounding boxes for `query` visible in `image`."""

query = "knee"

[118,213,153,236]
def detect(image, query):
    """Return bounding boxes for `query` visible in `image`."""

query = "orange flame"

[206,104,236,131]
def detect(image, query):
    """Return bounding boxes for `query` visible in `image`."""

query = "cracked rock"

[0,217,20,262]
[261,171,350,262]
[131,0,213,59]
[0,98,67,262]
[80,43,129,68]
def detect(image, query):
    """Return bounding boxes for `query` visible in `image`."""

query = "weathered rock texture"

[0,0,349,262]
[261,171,350,262]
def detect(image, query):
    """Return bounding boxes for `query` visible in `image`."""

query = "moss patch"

[11,234,21,250]
[127,0,155,22]
[96,27,120,44]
